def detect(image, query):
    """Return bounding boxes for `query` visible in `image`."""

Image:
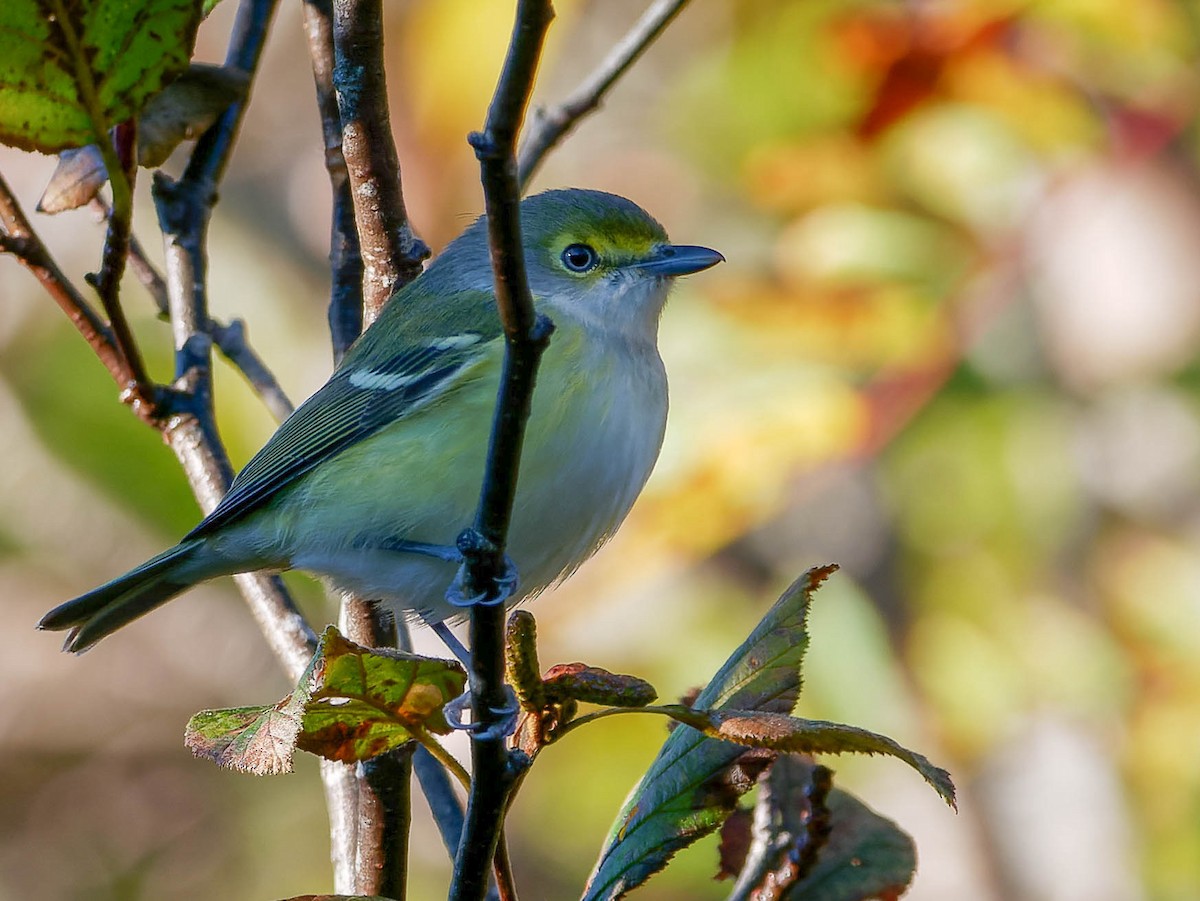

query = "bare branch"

[332,0,428,324]
[450,3,556,900]
[207,319,295,421]
[302,0,365,360]
[151,0,317,679]
[321,0,431,889]
[88,196,296,422]
[517,0,691,187]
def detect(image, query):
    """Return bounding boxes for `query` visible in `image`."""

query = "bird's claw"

[445,551,519,609]
[443,685,520,740]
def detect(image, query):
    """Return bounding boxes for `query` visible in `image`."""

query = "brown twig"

[323,0,431,891]
[0,172,167,424]
[517,0,692,187]
[331,0,428,324]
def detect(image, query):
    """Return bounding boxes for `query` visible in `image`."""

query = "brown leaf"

[137,64,249,166]
[716,807,754,881]
[543,662,657,708]
[37,146,108,213]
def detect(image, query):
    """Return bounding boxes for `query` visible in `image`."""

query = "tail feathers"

[39,543,203,653]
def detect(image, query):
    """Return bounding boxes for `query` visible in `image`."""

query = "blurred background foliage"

[2,0,1199,898]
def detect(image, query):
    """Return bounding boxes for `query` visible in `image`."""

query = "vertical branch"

[303,0,365,361]
[87,120,157,405]
[321,0,434,891]
[449,3,556,900]
[331,0,428,323]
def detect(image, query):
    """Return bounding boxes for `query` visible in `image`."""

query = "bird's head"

[440,188,723,341]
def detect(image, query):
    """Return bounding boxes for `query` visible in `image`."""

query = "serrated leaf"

[675,709,955,809]
[787,789,916,900]
[185,703,305,775]
[185,626,465,774]
[0,0,205,153]
[185,638,320,775]
[581,564,838,901]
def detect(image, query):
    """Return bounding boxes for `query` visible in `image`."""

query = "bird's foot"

[445,529,519,609]
[443,684,520,739]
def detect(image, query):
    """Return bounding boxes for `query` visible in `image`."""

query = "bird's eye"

[561,243,599,273]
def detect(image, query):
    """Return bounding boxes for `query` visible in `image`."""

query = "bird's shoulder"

[186,287,503,539]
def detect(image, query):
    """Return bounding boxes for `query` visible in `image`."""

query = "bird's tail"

[39,542,209,653]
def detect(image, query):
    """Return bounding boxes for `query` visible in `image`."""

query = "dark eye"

[561,243,599,272]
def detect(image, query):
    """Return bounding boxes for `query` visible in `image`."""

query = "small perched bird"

[40,188,723,653]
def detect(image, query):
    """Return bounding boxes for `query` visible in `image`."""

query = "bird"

[39,188,723,654]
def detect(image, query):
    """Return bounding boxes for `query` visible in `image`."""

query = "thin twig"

[85,121,158,406]
[207,319,295,421]
[0,172,170,422]
[449,3,556,900]
[87,197,296,422]
[331,0,428,324]
[517,0,691,187]
[302,0,365,360]
[493,830,519,901]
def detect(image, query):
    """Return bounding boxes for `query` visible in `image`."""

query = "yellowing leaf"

[0,0,205,152]
[185,627,465,774]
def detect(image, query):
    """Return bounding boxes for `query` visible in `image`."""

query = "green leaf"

[185,627,466,774]
[581,564,838,901]
[36,63,248,212]
[0,0,205,153]
[185,703,306,776]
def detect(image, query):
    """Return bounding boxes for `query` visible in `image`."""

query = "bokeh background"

[3,0,1199,898]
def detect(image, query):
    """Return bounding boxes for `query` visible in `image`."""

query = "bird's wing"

[187,291,503,539]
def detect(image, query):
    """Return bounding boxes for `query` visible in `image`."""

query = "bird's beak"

[633,244,725,277]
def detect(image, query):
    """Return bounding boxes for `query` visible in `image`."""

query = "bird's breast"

[506,329,668,592]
